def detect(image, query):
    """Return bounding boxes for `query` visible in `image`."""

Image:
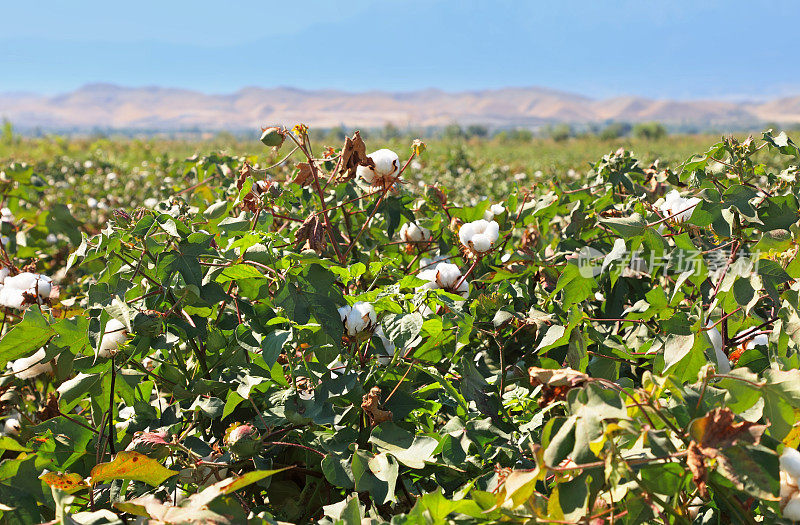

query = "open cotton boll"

[0,272,52,308]
[659,190,701,223]
[483,203,505,221]
[784,493,800,521]
[11,348,53,379]
[2,415,20,437]
[459,219,500,254]
[338,301,377,336]
[418,262,469,295]
[0,267,8,284]
[705,322,730,374]
[0,208,13,223]
[782,448,800,480]
[399,222,431,243]
[98,318,128,358]
[374,327,396,365]
[356,149,400,186]
[735,330,769,350]
[782,448,800,520]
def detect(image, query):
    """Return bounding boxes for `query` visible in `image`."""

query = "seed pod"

[224,423,261,458]
[260,127,285,148]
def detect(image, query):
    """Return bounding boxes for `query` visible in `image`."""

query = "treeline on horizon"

[4,117,800,144]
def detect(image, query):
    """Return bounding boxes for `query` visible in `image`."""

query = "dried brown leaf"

[338,131,372,182]
[291,162,315,187]
[361,386,392,426]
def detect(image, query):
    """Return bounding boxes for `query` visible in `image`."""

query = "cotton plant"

[0,270,53,310]
[459,219,500,254]
[356,149,401,189]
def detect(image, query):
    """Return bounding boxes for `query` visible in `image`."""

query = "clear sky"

[2,0,798,99]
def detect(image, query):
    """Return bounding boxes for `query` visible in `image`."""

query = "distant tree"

[1,119,13,145]
[632,122,667,140]
[325,126,347,143]
[503,128,533,142]
[599,122,632,140]
[442,124,465,140]
[465,124,489,138]
[382,122,401,140]
[546,123,572,142]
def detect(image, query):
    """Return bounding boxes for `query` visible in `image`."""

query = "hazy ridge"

[2,83,799,131]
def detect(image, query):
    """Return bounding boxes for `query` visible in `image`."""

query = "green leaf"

[0,308,56,368]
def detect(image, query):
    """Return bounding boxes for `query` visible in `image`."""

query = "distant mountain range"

[2,84,800,132]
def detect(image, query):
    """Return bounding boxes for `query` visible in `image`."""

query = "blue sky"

[2,0,799,99]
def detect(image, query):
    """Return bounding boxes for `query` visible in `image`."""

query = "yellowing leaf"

[40,472,88,493]
[89,451,177,486]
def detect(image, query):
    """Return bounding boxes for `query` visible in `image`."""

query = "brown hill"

[1,84,797,131]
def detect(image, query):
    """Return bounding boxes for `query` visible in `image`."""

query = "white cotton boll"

[338,305,351,323]
[374,327,396,365]
[87,197,98,209]
[458,222,476,246]
[705,322,730,374]
[659,190,700,223]
[782,471,798,501]
[98,318,128,358]
[339,302,376,336]
[0,266,8,284]
[459,220,500,253]
[11,348,53,379]
[483,203,505,221]
[399,222,431,243]
[0,286,25,309]
[143,198,158,208]
[782,448,800,481]
[417,269,440,291]
[747,333,769,349]
[356,149,400,185]
[471,233,492,253]
[1,273,52,308]
[434,263,462,290]
[785,492,800,521]
[118,406,136,420]
[46,234,58,244]
[3,417,20,436]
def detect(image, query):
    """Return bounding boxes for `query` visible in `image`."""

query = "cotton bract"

[98,318,129,358]
[459,219,500,253]
[338,301,377,337]
[0,272,52,309]
[659,190,701,223]
[356,149,400,187]
[399,222,431,243]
